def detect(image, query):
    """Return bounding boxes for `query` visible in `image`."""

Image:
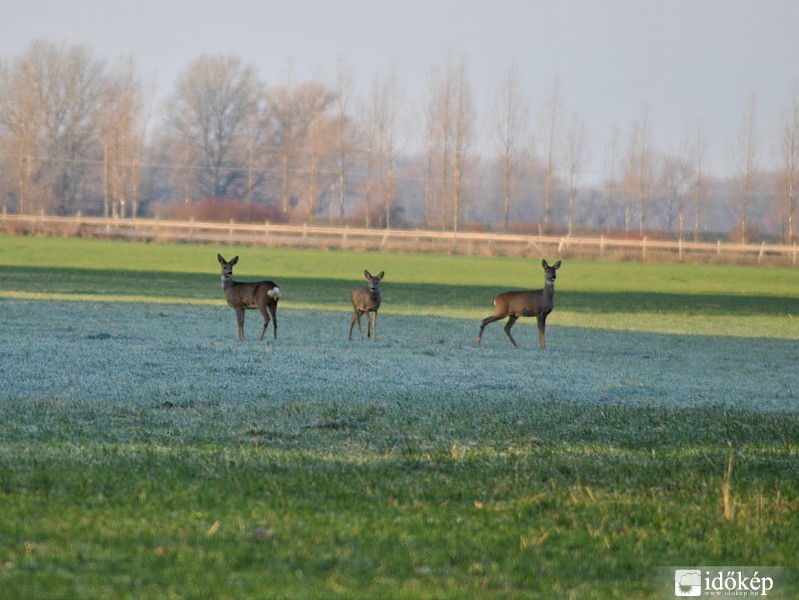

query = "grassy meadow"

[1,234,798,599]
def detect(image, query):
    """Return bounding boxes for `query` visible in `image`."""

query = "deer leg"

[268,303,277,340]
[236,308,246,341]
[477,314,504,345]
[536,314,547,349]
[371,312,377,342]
[357,311,366,340]
[348,313,356,340]
[258,304,271,341]
[349,311,364,341]
[503,316,520,348]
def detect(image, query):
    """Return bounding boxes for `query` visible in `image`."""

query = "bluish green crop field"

[1,235,798,599]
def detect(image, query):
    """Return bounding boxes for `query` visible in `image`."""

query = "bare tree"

[563,111,588,236]
[306,107,336,220]
[777,82,799,242]
[423,69,441,226]
[100,56,147,218]
[659,153,693,237]
[689,121,708,241]
[375,66,403,228]
[451,56,474,232]
[541,75,564,232]
[488,64,530,230]
[333,56,359,224]
[436,58,455,229]
[265,75,335,217]
[625,105,653,235]
[603,126,621,233]
[731,94,759,242]
[363,75,379,227]
[165,55,263,202]
[0,51,40,214]
[423,53,475,231]
[0,41,106,214]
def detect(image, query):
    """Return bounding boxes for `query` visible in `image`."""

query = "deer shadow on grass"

[2,265,795,318]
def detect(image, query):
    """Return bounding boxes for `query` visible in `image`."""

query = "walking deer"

[476,259,561,349]
[217,254,281,341]
[349,270,384,341]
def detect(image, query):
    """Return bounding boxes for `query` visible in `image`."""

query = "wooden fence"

[1,212,797,266]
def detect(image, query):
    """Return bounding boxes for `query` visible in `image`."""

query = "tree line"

[1,39,797,242]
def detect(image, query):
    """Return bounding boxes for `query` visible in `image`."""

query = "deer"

[476,259,561,349]
[349,270,384,342]
[217,254,281,341]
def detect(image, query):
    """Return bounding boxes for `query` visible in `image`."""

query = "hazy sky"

[3,0,799,179]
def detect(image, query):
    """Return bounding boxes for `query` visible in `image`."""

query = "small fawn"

[217,254,281,341]
[476,259,561,349]
[349,270,384,341]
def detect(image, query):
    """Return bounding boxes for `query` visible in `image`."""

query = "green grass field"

[1,234,798,599]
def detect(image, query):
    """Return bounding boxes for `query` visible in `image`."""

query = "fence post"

[758,241,765,263]
[717,240,722,256]
[642,236,647,261]
[793,243,797,266]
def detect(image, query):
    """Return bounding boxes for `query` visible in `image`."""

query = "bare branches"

[165,55,264,203]
[0,43,797,240]
[488,65,531,231]
[777,82,799,242]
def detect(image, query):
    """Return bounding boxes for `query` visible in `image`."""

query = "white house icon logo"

[675,569,702,596]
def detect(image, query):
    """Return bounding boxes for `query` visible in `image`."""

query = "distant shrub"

[165,198,287,223]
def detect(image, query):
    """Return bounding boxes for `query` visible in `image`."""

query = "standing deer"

[349,270,384,341]
[217,254,281,341]
[476,259,561,349]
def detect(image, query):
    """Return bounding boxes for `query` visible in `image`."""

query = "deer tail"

[268,286,281,300]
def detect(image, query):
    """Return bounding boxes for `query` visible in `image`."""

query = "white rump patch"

[268,286,281,299]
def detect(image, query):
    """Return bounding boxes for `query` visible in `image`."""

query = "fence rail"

[1,213,797,266]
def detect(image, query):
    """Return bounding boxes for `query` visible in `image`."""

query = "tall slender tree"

[603,126,621,233]
[100,56,146,218]
[489,64,530,231]
[689,121,708,241]
[777,83,799,242]
[451,56,474,232]
[731,94,759,242]
[564,111,588,236]
[333,56,358,224]
[625,105,653,236]
[541,75,563,232]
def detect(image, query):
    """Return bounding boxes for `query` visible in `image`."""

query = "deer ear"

[541,259,548,269]
[377,271,384,280]
[231,256,239,265]
[364,270,371,279]
[552,260,561,269]
[218,254,225,264]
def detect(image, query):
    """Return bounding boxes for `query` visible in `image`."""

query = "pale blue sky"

[3,0,798,178]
